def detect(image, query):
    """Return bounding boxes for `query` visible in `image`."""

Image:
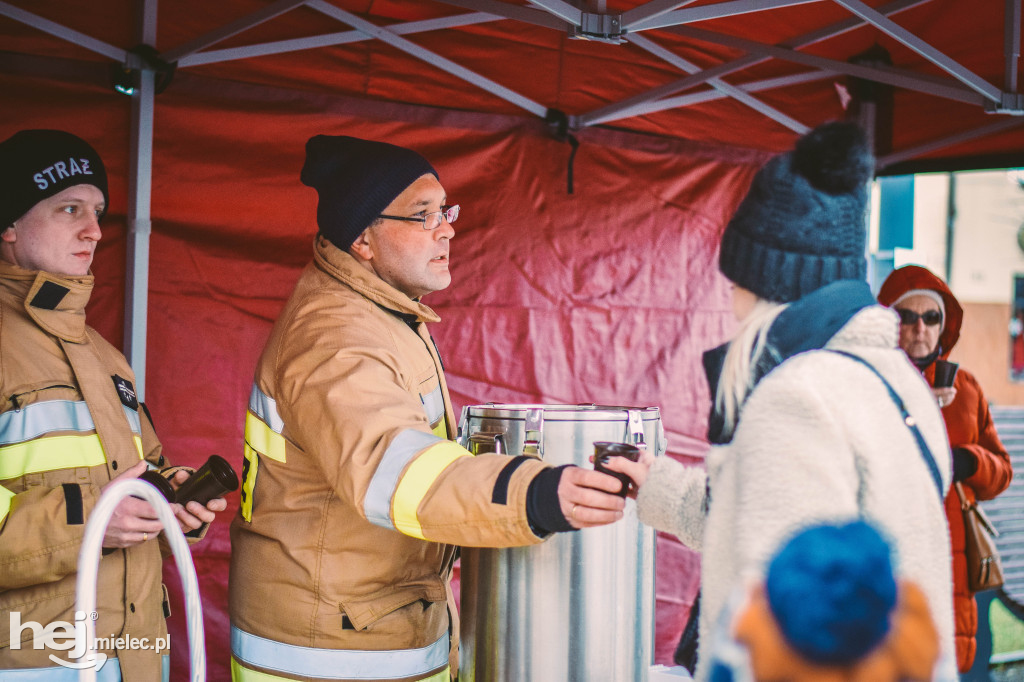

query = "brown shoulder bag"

[954,481,1004,592]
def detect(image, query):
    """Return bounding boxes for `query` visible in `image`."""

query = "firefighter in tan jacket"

[0,129,226,681]
[229,135,627,682]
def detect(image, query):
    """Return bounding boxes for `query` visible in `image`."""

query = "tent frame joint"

[112,43,176,96]
[569,11,626,44]
[985,92,1024,115]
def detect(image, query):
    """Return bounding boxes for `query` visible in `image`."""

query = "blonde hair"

[715,298,788,440]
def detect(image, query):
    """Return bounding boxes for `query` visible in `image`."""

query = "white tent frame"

[2,0,1022,395]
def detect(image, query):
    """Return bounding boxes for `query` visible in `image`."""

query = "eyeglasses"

[378,204,460,231]
[895,308,943,327]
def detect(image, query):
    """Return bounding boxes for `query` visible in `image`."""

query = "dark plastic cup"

[933,359,959,388]
[174,455,239,506]
[593,441,641,497]
[138,469,176,503]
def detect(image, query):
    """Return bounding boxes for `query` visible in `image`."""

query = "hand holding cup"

[594,442,653,499]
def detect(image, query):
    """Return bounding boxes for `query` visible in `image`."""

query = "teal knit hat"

[719,122,873,303]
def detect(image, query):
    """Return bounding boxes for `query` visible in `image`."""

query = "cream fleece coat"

[637,305,957,680]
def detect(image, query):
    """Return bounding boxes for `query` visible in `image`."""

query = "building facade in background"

[871,170,1024,405]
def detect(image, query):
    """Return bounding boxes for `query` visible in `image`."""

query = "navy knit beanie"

[300,135,437,251]
[719,122,873,303]
[765,520,898,665]
[0,130,109,229]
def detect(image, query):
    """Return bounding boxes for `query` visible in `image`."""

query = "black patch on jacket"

[491,455,531,505]
[111,375,139,410]
[62,484,84,525]
[29,281,69,310]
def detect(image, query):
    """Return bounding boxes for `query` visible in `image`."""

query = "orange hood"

[877,265,963,357]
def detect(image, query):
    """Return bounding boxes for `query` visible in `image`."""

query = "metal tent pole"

[124,0,158,401]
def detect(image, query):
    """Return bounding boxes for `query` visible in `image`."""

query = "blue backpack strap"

[827,350,945,501]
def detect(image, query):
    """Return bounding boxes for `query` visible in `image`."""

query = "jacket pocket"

[6,383,78,411]
[338,579,447,631]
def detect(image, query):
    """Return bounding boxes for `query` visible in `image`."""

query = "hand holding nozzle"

[136,455,238,533]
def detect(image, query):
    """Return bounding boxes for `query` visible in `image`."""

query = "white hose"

[74,478,206,682]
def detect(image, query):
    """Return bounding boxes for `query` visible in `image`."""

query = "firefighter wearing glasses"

[228,135,627,682]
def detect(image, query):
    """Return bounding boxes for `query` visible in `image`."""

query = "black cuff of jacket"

[526,465,576,536]
[952,447,978,482]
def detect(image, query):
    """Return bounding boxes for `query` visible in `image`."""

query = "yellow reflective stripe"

[245,411,286,463]
[392,441,470,540]
[0,486,14,522]
[431,417,447,439]
[0,434,107,479]
[240,442,260,523]
[232,656,280,682]
[133,435,144,459]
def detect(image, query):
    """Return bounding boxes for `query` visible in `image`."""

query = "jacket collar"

[703,280,877,444]
[312,236,441,324]
[0,261,94,343]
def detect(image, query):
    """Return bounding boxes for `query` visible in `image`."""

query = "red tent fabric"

[3,1,1023,678]
[2,70,757,677]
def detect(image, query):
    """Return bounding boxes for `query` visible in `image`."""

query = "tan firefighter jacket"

[0,262,172,679]
[229,237,551,682]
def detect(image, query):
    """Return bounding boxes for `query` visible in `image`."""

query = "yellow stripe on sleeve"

[392,441,470,539]
[245,411,286,463]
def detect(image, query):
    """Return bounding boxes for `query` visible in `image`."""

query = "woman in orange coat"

[878,264,1013,672]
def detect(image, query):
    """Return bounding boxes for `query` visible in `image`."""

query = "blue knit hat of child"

[765,520,897,665]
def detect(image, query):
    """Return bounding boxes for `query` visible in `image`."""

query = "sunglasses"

[895,308,943,327]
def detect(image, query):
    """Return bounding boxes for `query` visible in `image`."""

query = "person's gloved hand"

[952,447,977,482]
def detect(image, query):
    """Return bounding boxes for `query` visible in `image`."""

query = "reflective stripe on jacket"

[229,238,549,680]
[0,263,169,680]
[230,625,448,681]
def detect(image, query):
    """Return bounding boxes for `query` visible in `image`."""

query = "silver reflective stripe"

[231,625,447,680]
[0,400,140,446]
[121,405,141,435]
[0,400,94,445]
[0,659,126,681]
[364,430,444,531]
[420,385,444,426]
[248,384,284,433]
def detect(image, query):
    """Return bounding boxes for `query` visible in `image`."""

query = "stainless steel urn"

[458,404,664,682]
